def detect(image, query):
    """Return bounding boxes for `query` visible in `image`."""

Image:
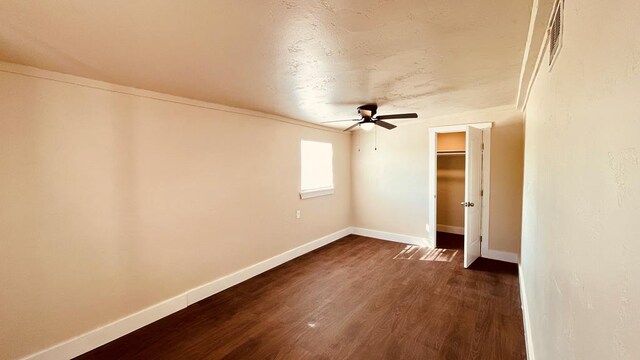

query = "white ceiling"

[0,0,532,127]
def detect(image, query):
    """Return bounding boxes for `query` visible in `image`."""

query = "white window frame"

[300,140,335,199]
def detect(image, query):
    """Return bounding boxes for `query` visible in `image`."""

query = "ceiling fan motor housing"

[357,104,378,118]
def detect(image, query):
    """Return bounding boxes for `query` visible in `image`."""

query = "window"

[300,140,334,199]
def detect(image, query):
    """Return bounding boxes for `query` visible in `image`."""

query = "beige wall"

[351,105,524,253]
[0,68,351,359]
[437,155,465,228]
[521,0,640,358]
[437,132,466,152]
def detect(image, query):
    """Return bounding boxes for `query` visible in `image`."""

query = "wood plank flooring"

[76,233,526,359]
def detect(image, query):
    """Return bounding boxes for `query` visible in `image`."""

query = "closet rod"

[437,151,465,156]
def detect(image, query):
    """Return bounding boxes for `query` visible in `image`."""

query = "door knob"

[468,202,475,207]
[460,202,475,207]
[460,202,466,206]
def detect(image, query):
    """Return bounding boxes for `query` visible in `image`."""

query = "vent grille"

[549,0,563,67]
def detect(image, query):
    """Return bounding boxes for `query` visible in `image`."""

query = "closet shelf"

[437,150,465,156]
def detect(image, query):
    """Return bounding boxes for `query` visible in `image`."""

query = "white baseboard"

[482,248,518,264]
[21,227,353,360]
[351,228,518,266]
[519,264,535,360]
[187,227,352,304]
[351,227,433,248]
[22,295,187,360]
[434,224,517,264]
[19,225,517,360]
[436,224,464,235]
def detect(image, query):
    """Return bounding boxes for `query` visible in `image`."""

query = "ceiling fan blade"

[376,113,418,120]
[343,123,361,132]
[375,120,397,130]
[321,119,360,123]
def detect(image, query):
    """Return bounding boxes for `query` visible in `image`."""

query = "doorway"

[428,123,492,268]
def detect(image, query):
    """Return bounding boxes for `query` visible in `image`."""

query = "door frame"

[428,122,493,255]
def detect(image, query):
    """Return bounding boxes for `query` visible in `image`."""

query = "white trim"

[428,129,437,243]
[428,122,493,134]
[520,27,549,112]
[482,249,518,264]
[519,264,535,360]
[20,227,353,360]
[0,61,345,134]
[351,226,514,263]
[17,225,512,360]
[352,227,433,248]
[186,227,351,304]
[436,224,464,235]
[299,187,334,199]
[480,128,491,258]
[517,0,562,111]
[428,123,492,253]
[515,0,540,109]
[20,295,187,360]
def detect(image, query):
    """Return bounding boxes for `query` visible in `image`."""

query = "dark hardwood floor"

[76,233,525,359]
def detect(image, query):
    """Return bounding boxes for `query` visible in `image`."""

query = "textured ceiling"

[0,0,532,126]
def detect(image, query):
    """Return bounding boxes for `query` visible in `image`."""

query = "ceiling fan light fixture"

[360,122,375,131]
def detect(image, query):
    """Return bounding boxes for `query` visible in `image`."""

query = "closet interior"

[436,132,466,246]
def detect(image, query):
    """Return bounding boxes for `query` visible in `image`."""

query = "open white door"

[464,126,483,268]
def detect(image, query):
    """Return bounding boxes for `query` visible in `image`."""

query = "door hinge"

[480,235,483,243]
[481,189,484,196]
[482,143,485,150]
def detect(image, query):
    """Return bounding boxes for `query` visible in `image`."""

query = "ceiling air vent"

[548,0,564,68]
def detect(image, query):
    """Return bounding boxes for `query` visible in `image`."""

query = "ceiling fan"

[322,104,418,131]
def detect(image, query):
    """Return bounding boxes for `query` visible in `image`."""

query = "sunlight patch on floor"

[393,245,458,262]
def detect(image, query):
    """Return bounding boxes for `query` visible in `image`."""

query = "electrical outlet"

[296,210,301,219]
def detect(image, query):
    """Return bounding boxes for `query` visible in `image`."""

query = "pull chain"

[375,125,378,151]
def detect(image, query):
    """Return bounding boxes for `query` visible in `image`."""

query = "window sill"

[300,187,334,199]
